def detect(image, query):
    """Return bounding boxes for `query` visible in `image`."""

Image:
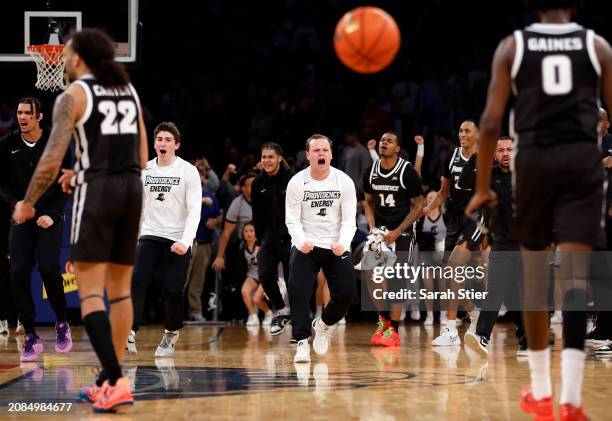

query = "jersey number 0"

[542,55,572,95]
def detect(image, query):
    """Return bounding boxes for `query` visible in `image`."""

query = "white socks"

[277,307,290,316]
[560,348,585,407]
[528,348,552,400]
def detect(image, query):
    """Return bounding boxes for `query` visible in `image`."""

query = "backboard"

[0,0,139,63]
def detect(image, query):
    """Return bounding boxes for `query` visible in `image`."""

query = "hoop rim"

[26,44,65,53]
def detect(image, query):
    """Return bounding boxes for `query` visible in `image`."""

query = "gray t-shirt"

[225,195,252,239]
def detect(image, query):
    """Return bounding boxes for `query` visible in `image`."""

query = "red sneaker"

[92,377,133,413]
[378,327,400,347]
[520,385,554,421]
[79,384,101,403]
[370,316,390,346]
[559,404,590,421]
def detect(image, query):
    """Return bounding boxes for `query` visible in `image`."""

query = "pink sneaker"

[20,334,43,362]
[55,322,72,353]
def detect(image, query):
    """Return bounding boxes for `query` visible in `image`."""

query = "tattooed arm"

[13,84,86,222]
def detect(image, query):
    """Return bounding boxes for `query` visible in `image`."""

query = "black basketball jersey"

[443,147,474,214]
[363,157,423,230]
[511,23,600,146]
[72,76,142,185]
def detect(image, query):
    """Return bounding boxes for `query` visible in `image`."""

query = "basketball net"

[27,33,66,92]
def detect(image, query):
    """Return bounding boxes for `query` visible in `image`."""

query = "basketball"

[334,6,400,74]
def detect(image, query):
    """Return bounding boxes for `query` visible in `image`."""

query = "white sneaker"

[411,307,421,321]
[312,317,331,356]
[15,320,24,334]
[468,310,480,334]
[432,327,460,346]
[424,313,434,326]
[294,339,311,363]
[0,320,8,335]
[464,330,489,356]
[262,311,273,326]
[440,311,448,325]
[246,313,260,326]
[400,306,407,321]
[550,311,563,324]
[126,330,137,354]
[498,304,508,317]
[338,317,346,325]
[155,330,179,357]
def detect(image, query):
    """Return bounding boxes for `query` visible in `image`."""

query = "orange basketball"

[334,6,401,74]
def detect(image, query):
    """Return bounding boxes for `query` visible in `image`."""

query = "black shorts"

[513,142,604,249]
[70,173,142,265]
[445,213,484,252]
[395,231,416,264]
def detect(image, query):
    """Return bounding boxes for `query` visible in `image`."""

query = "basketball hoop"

[27,44,66,92]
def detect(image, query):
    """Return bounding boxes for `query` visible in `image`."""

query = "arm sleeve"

[179,165,204,248]
[338,174,357,251]
[285,174,306,249]
[402,164,424,199]
[250,177,266,240]
[205,168,220,193]
[369,148,379,162]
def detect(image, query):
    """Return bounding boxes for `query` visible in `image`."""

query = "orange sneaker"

[79,384,101,403]
[92,377,133,413]
[370,316,390,346]
[378,327,400,347]
[559,404,590,421]
[520,385,554,421]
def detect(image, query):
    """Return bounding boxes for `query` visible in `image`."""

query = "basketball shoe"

[559,404,590,421]
[155,330,179,357]
[464,330,488,356]
[294,339,311,363]
[55,322,72,353]
[312,317,331,355]
[370,315,390,345]
[520,385,554,421]
[20,334,43,361]
[378,326,400,347]
[126,330,137,354]
[92,377,133,413]
[432,327,460,346]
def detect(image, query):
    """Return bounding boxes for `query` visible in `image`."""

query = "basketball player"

[286,134,356,363]
[0,97,72,361]
[251,143,294,335]
[363,131,424,346]
[12,29,148,412]
[424,119,482,346]
[466,1,612,418]
[129,122,201,357]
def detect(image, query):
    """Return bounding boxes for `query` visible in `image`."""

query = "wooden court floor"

[0,322,611,420]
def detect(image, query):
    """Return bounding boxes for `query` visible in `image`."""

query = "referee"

[285,134,357,363]
[251,143,294,335]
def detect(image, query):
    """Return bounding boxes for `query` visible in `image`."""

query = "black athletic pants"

[590,248,612,336]
[0,254,12,321]
[132,238,191,332]
[289,247,355,341]
[9,219,67,331]
[257,239,290,311]
[476,243,525,345]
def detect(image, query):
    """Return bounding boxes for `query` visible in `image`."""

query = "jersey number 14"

[379,193,396,207]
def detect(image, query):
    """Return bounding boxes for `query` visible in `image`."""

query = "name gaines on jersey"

[527,37,583,52]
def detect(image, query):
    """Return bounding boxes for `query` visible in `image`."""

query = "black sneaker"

[595,342,612,355]
[517,343,529,358]
[270,314,291,336]
[586,329,612,347]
